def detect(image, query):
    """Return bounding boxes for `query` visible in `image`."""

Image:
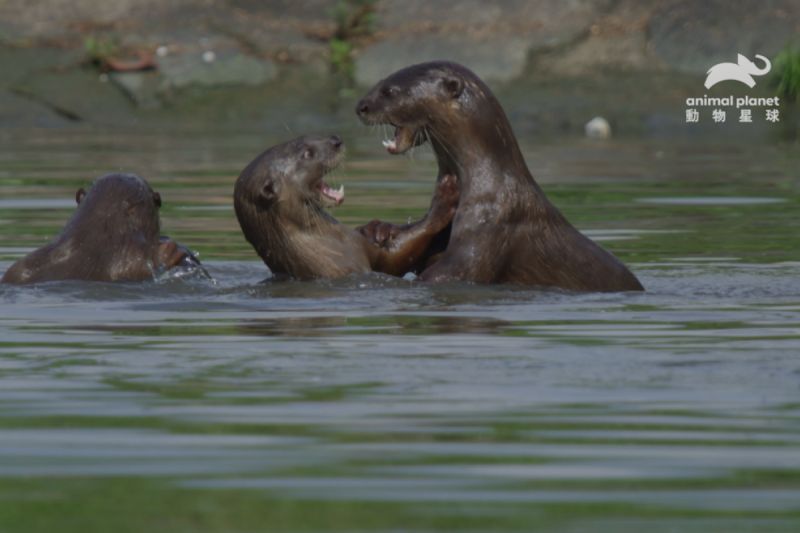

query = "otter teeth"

[321,183,345,206]
[382,139,397,151]
[331,184,345,206]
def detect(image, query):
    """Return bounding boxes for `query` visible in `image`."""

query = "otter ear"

[440,76,463,99]
[152,192,162,208]
[75,187,86,205]
[258,178,281,206]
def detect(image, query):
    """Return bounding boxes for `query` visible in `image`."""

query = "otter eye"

[302,147,315,160]
[153,192,162,208]
[380,86,398,98]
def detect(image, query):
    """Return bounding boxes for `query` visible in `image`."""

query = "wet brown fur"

[1,173,192,284]
[233,135,457,280]
[356,61,644,292]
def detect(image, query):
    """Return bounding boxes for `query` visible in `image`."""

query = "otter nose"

[356,100,369,116]
[329,135,343,149]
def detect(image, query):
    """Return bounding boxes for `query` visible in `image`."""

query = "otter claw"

[359,219,396,247]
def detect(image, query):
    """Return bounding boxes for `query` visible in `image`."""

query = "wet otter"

[233,134,458,280]
[1,173,201,284]
[356,61,643,292]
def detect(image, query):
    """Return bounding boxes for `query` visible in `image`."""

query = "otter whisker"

[425,125,463,174]
[381,123,389,147]
[422,129,436,159]
[408,129,423,161]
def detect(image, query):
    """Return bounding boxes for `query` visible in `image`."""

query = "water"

[1,127,799,532]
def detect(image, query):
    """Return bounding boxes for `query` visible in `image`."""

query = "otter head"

[355,62,526,185]
[72,173,162,239]
[244,135,345,210]
[234,134,347,248]
[356,62,471,155]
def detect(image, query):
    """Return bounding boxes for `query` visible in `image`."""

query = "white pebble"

[585,116,612,139]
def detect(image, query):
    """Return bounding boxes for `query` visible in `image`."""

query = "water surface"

[1,127,799,532]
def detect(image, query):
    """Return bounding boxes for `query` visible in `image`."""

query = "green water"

[1,126,799,532]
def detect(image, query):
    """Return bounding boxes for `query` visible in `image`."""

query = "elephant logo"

[704,54,772,89]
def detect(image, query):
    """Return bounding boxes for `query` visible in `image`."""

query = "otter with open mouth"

[233,134,458,280]
[356,61,643,292]
[1,173,202,284]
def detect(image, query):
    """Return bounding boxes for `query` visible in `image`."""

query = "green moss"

[83,35,119,67]
[327,0,378,87]
[329,38,354,80]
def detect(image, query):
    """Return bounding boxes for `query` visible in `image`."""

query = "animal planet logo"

[704,54,772,89]
[685,53,780,124]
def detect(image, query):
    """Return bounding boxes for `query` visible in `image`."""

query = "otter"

[355,61,643,292]
[1,173,201,284]
[233,134,458,280]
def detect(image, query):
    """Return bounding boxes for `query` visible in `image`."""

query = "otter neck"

[428,121,537,196]
[272,196,335,233]
[252,198,337,274]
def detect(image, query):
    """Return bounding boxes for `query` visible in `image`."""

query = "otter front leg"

[358,174,458,247]
[361,174,459,276]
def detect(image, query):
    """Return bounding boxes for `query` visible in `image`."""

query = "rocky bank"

[0,0,797,135]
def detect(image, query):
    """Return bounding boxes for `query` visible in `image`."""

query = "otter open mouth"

[382,125,426,155]
[317,180,344,206]
[311,144,346,207]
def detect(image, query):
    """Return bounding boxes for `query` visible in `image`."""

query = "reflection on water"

[637,197,787,206]
[1,128,799,531]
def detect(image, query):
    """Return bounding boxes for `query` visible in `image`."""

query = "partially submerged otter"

[356,61,643,292]
[1,173,201,284]
[233,134,458,280]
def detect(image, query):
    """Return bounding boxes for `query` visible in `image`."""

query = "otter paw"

[358,219,397,247]
[158,238,192,269]
[438,173,458,192]
[430,173,460,218]
[436,174,459,203]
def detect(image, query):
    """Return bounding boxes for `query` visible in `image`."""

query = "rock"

[585,116,611,138]
[157,50,277,91]
[374,0,612,34]
[0,0,332,66]
[0,0,190,41]
[355,0,614,85]
[10,68,136,123]
[0,89,74,127]
[210,8,329,65]
[0,46,83,89]
[109,71,162,109]
[533,0,658,76]
[355,35,532,85]
[649,0,800,74]
[109,49,278,107]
